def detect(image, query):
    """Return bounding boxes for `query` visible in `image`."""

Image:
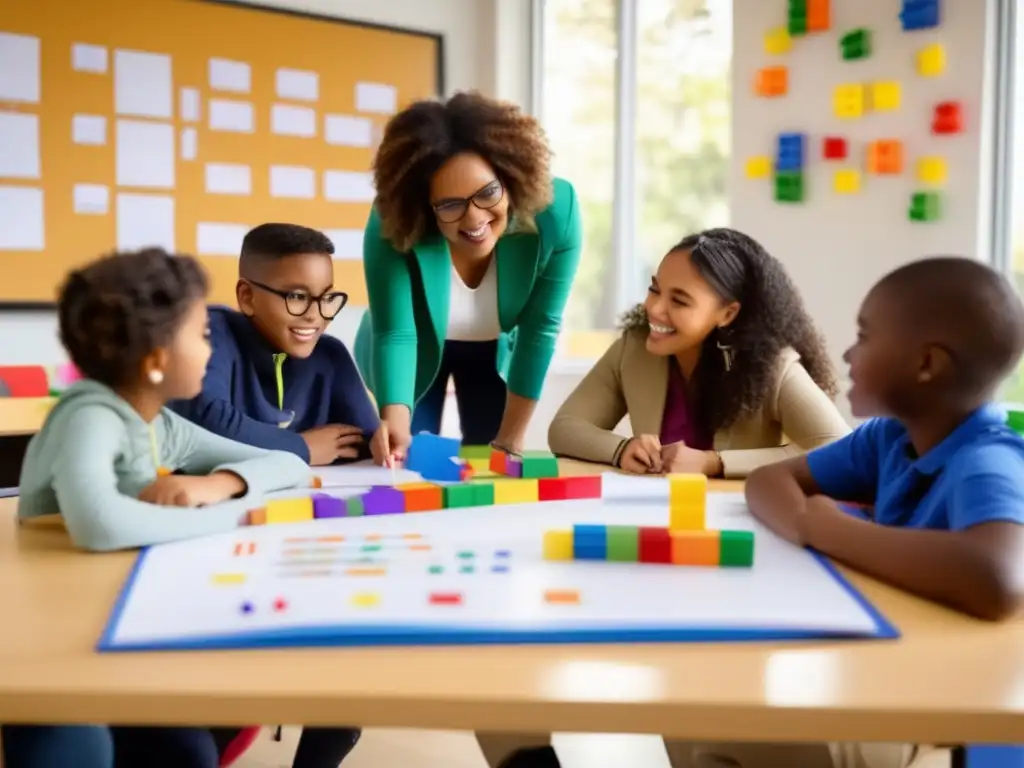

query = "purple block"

[505,457,523,478]
[362,486,406,516]
[312,494,347,519]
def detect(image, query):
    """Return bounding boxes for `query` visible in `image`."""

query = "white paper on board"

[323,170,374,203]
[324,114,373,148]
[73,183,109,215]
[0,186,44,250]
[209,58,251,93]
[72,114,107,146]
[116,193,175,251]
[180,128,198,161]
[204,162,251,195]
[0,33,41,103]
[598,472,670,502]
[0,111,40,179]
[196,222,249,256]
[179,88,200,122]
[72,43,108,74]
[269,165,315,199]
[324,229,364,260]
[116,120,175,189]
[355,82,397,114]
[271,104,316,138]
[209,99,254,133]
[316,461,423,488]
[275,68,318,101]
[114,50,173,119]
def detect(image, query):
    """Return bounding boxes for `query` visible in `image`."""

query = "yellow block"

[917,43,946,77]
[871,80,901,111]
[745,156,771,179]
[265,497,314,524]
[668,473,707,531]
[351,592,380,608]
[492,479,539,505]
[466,458,497,476]
[833,168,861,194]
[833,83,865,119]
[916,156,947,185]
[543,530,573,561]
[763,26,792,55]
[211,572,246,585]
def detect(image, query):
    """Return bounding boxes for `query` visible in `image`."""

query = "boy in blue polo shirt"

[171,223,380,466]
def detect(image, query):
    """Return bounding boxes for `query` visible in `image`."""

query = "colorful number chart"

[100,471,896,651]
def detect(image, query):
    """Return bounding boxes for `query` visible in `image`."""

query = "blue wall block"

[899,0,939,30]
[775,132,806,172]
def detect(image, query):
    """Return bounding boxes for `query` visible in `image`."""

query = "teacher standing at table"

[355,90,582,462]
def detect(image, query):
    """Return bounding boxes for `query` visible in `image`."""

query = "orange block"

[397,482,444,512]
[867,139,903,174]
[247,507,267,526]
[807,0,830,31]
[489,449,508,474]
[754,66,788,97]
[671,530,721,566]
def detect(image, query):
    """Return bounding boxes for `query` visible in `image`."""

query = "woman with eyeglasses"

[354,90,582,464]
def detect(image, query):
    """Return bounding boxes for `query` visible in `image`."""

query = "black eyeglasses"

[431,180,504,223]
[246,280,348,319]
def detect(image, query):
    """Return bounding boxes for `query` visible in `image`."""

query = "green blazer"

[354,177,582,411]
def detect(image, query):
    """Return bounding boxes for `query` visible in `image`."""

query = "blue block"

[406,432,464,481]
[899,0,939,30]
[775,132,806,172]
[573,524,607,560]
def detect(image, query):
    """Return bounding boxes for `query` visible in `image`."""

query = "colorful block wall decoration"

[775,132,806,171]
[871,81,902,111]
[746,156,772,179]
[916,43,945,77]
[932,101,963,134]
[822,136,847,160]
[774,172,804,203]
[833,84,865,119]
[916,156,947,185]
[833,169,861,194]
[754,66,788,97]
[763,27,792,55]
[839,28,871,60]
[900,0,940,31]
[787,0,808,36]
[806,0,830,31]
[909,191,941,221]
[866,140,904,174]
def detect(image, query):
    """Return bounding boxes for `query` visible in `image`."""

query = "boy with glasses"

[171,223,379,467]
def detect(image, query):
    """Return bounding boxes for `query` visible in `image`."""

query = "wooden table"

[0,398,52,488]
[1,460,1023,745]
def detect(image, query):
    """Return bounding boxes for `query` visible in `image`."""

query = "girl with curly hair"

[353,91,582,462]
[548,227,850,477]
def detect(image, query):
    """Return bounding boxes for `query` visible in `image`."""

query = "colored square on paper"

[763,26,792,55]
[871,81,901,111]
[745,156,771,179]
[917,43,946,77]
[833,169,861,194]
[822,136,847,160]
[916,156,947,185]
[833,84,865,119]
[351,592,380,608]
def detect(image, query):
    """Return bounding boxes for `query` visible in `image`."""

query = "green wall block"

[458,444,492,460]
[788,0,807,35]
[345,496,364,517]
[719,530,755,567]
[840,28,871,60]
[909,191,941,222]
[519,450,559,478]
[444,483,480,509]
[606,526,640,562]
[774,172,804,203]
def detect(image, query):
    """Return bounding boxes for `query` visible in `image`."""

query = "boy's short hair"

[877,256,1024,395]
[239,224,334,275]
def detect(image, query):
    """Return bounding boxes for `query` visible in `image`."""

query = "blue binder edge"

[97,544,899,652]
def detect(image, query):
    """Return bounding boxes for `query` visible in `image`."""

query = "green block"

[519,450,559,479]
[1007,408,1024,437]
[458,444,492,460]
[719,530,755,567]
[472,483,495,506]
[840,28,871,60]
[908,191,941,222]
[788,6,807,35]
[774,171,803,203]
[428,564,444,575]
[606,525,639,562]
[345,496,364,517]
[444,483,480,509]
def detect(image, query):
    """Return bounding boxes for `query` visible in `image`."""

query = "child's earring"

[148,369,165,385]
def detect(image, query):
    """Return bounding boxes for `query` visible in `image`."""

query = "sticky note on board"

[871,81,902,111]
[745,156,771,179]
[833,169,861,194]
[833,84,865,119]
[763,26,792,55]
[917,43,946,77]
[916,156,948,185]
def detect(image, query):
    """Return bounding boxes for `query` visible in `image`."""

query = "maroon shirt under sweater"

[660,359,713,449]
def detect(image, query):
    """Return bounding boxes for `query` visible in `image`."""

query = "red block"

[429,592,463,606]
[0,366,49,397]
[538,475,602,501]
[822,136,847,160]
[932,101,963,135]
[489,449,508,474]
[638,527,673,563]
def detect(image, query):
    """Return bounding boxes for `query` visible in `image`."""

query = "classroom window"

[539,0,732,362]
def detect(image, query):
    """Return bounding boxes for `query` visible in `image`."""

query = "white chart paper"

[114,50,172,119]
[180,88,200,122]
[271,104,316,138]
[196,222,249,257]
[72,43,108,74]
[324,114,373,148]
[269,165,315,199]
[315,461,422,488]
[323,170,374,203]
[72,114,106,146]
[209,99,254,133]
[116,120,175,189]
[205,163,251,195]
[209,58,250,93]
[0,111,40,179]
[0,33,40,103]
[116,193,175,251]
[355,82,397,114]
[180,128,198,160]
[74,184,109,215]
[324,229,364,260]
[275,68,318,101]
[0,186,44,250]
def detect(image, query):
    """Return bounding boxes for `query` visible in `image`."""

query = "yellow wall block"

[492,479,540,505]
[833,83,865,119]
[871,80,901,111]
[543,530,574,561]
[745,156,771,179]
[763,26,791,55]
[917,43,945,77]
[916,156,947,185]
[265,497,314,524]
[834,168,861,194]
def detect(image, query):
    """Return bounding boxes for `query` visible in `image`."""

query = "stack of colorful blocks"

[542,474,755,568]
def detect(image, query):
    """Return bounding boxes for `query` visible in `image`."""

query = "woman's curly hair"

[57,248,209,388]
[372,90,553,252]
[621,228,838,434]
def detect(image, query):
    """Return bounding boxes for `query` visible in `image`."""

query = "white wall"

[731,0,998,415]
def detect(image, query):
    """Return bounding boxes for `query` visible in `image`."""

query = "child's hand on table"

[618,435,663,474]
[301,424,365,465]
[369,420,410,467]
[138,472,246,507]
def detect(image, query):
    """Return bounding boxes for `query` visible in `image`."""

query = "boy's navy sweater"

[170,306,379,462]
